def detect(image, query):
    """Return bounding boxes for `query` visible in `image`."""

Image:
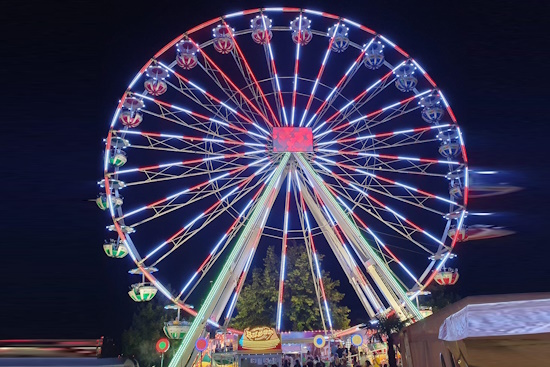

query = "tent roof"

[439,297,550,341]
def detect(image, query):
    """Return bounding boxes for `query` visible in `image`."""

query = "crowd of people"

[279,343,389,367]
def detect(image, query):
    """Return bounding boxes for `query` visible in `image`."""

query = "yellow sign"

[240,327,281,351]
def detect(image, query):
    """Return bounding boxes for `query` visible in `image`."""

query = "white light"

[304,9,323,16]
[379,35,396,48]
[224,11,243,18]
[343,18,361,28]
[128,72,142,90]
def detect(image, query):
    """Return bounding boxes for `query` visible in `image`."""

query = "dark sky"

[3,0,549,341]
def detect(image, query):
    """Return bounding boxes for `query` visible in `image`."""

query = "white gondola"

[107,224,135,234]
[212,25,234,54]
[394,63,417,92]
[364,41,385,69]
[250,15,272,44]
[290,16,312,45]
[328,24,349,53]
[176,40,199,69]
[144,65,169,96]
[439,142,461,158]
[99,178,125,190]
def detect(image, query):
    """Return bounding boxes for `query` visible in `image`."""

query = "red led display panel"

[272,127,314,152]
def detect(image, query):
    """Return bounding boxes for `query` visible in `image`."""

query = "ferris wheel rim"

[101,7,469,325]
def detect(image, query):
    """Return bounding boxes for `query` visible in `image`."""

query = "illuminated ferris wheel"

[98,7,468,365]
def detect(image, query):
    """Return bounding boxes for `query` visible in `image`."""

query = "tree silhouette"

[231,243,350,331]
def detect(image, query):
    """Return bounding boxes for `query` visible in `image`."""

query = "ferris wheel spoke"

[120,156,262,187]
[137,93,267,144]
[317,124,446,151]
[319,163,447,217]
[313,162,449,248]
[158,62,259,127]
[315,90,432,142]
[316,156,458,207]
[319,177,437,257]
[317,148,459,167]
[118,156,270,221]
[115,130,264,159]
[331,97,429,143]
[276,172,292,331]
[136,108,253,148]
[289,12,304,126]
[177,169,275,300]
[316,150,457,179]
[189,37,274,129]
[260,15,289,125]
[318,58,421,135]
[298,21,340,127]
[293,169,333,330]
[312,67,395,136]
[112,151,262,179]
[312,161,445,253]
[306,45,368,128]
[148,165,274,267]
[125,174,255,228]
[222,21,280,127]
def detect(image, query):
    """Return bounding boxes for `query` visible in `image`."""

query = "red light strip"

[305,48,368,127]
[186,37,274,128]
[134,94,264,140]
[319,124,445,146]
[319,149,459,165]
[164,66,254,124]
[299,21,340,127]
[142,168,269,263]
[313,161,447,247]
[290,13,303,126]
[178,179,269,300]
[317,157,458,206]
[276,174,292,331]
[295,171,333,331]
[222,20,280,128]
[260,13,288,125]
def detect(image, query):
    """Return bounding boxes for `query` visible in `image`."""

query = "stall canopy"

[439,298,550,341]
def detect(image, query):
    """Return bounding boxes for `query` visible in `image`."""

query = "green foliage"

[122,301,181,367]
[423,284,462,312]
[231,243,350,331]
[230,246,278,329]
[374,314,406,367]
[375,313,405,336]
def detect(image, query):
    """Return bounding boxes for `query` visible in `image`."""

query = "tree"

[231,246,278,329]
[122,300,182,367]
[374,314,405,367]
[231,243,350,331]
[423,284,462,312]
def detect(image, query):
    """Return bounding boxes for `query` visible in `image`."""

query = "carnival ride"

[98,8,472,366]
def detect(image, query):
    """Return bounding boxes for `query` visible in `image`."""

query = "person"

[315,362,323,367]
[365,360,372,367]
[307,361,314,367]
[336,345,344,359]
[295,359,301,367]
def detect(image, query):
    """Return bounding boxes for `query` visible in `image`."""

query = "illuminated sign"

[273,127,314,153]
[239,327,281,351]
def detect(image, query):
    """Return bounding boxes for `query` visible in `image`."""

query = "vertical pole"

[168,154,290,367]
[161,353,165,367]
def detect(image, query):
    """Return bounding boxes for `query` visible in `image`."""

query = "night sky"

[3,0,549,341]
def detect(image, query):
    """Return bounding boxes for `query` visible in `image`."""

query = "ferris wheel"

[99,7,468,366]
